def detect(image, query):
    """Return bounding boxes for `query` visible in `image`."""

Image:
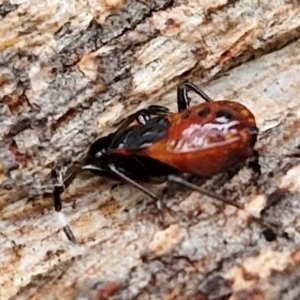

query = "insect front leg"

[51,169,77,244]
[177,82,213,112]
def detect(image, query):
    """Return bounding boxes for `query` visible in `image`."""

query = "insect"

[52,82,261,243]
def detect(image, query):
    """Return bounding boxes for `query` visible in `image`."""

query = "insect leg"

[168,174,243,209]
[111,106,170,147]
[144,105,171,118]
[105,164,175,217]
[177,82,213,112]
[119,106,170,129]
[51,170,77,244]
[107,164,160,201]
[84,164,169,214]
[137,105,170,125]
[248,150,261,176]
[168,174,282,236]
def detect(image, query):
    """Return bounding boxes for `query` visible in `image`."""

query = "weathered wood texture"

[1,0,300,299]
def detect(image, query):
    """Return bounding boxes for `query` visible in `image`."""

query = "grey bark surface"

[1,0,300,299]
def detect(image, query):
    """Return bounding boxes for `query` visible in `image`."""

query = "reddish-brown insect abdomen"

[140,101,257,177]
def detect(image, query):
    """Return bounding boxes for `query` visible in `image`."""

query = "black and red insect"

[52,82,260,243]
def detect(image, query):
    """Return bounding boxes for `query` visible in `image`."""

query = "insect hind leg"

[177,82,213,112]
[51,170,77,244]
[168,174,243,208]
[167,174,282,239]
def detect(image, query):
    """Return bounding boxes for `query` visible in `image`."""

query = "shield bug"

[52,82,262,243]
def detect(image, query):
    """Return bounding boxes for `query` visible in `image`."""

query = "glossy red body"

[111,100,257,178]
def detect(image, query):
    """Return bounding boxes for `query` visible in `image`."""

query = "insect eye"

[216,109,233,123]
[198,107,211,118]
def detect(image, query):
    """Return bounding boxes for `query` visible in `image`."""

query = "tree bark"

[1,0,300,299]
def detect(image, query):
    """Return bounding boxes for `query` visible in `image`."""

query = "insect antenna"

[51,170,77,244]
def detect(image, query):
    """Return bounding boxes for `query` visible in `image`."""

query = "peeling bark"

[1,0,300,299]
